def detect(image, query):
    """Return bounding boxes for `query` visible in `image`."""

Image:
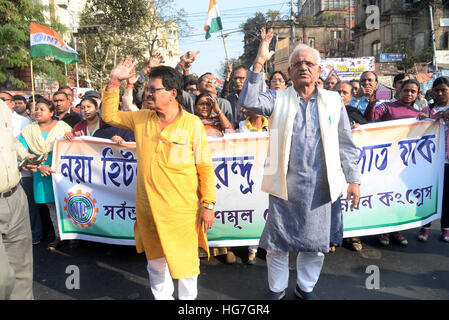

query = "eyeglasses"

[201,78,216,84]
[144,87,165,94]
[270,78,285,83]
[291,60,317,68]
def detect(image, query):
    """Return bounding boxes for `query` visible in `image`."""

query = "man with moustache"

[351,71,381,114]
[225,65,248,128]
[101,58,216,300]
[53,91,83,128]
[239,28,361,300]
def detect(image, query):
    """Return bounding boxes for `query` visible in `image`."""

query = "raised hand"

[144,53,163,74]
[253,28,275,72]
[110,57,136,83]
[180,50,200,68]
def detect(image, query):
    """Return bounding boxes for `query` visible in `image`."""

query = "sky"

[172,0,291,78]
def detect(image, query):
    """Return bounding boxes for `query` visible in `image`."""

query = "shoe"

[378,234,390,246]
[294,284,317,300]
[47,239,62,252]
[442,229,449,242]
[349,238,363,251]
[329,243,337,253]
[264,289,285,300]
[417,228,430,242]
[247,251,256,265]
[392,232,408,246]
[226,250,236,264]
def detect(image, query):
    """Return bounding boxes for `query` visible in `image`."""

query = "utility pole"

[290,0,296,51]
[348,0,352,41]
[429,3,438,71]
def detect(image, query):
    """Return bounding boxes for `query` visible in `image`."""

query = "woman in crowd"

[238,107,268,133]
[417,76,449,242]
[268,71,288,91]
[365,78,430,247]
[364,78,429,122]
[19,98,72,251]
[64,97,135,143]
[194,93,234,263]
[194,93,234,137]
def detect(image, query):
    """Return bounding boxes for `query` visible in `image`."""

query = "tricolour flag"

[30,22,79,64]
[204,0,223,39]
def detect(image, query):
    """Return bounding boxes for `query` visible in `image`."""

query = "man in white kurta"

[239,29,361,300]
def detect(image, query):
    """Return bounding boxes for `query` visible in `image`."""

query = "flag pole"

[220,30,230,65]
[30,59,36,107]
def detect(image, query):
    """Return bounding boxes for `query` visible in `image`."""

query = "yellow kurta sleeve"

[101,87,135,131]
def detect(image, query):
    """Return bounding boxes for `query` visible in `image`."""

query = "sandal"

[392,232,408,246]
[349,238,363,251]
[48,239,62,252]
[378,234,390,246]
[329,243,338,253]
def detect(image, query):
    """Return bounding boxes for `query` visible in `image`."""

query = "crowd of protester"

[2,43,449,300]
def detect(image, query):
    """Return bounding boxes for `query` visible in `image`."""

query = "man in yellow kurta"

[102,58,216,300]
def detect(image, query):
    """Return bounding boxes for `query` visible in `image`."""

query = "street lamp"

[77,25,100,86]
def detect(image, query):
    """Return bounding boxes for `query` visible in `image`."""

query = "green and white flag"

[204,0,223,39]
[30,22,79,64]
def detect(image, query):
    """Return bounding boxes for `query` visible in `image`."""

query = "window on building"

[324,0,329,8]
[309,37,315,48]
[442,32,449,50]
[333,30,342,39]
[371,41,381,59]
[444,1,449,17]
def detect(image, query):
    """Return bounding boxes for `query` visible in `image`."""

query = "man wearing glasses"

[102,59,216,300]
[225,66,248,128]
[239,29,361,300]
[194,73,233,124]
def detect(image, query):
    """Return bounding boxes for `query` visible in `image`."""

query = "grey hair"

[289,44,321,66]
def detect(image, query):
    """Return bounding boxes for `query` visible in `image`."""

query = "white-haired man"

[239,29,361,300]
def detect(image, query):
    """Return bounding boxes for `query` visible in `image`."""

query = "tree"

[79,0,189,89]
[0,0,67,89]
[265,10,281,22]
[239,12,267,68]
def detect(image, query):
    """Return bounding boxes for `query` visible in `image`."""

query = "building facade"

[353,0,449,67]
[298,0,356,30]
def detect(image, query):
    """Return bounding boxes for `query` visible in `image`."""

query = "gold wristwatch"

[201,201,215,210]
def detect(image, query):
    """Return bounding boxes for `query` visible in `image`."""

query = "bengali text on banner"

[52,118,445,246]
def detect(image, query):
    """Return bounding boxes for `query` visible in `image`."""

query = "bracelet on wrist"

[108,79,121,89]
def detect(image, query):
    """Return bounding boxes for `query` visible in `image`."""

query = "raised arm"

[238,28,276,117]
[102,58,138,131]
[364,100,388,122]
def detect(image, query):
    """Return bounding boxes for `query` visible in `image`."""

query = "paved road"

[32,222,449,300]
